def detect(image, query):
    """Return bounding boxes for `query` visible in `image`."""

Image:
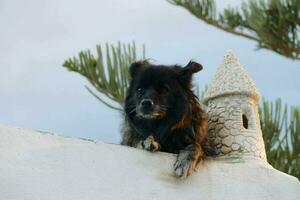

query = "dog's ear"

[129,60,149,79]
[178,61,203,87]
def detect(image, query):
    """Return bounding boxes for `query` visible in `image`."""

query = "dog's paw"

[174,150,198,178]
[142,136,160,152]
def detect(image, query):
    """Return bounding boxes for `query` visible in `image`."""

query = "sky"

[0,0,299,144]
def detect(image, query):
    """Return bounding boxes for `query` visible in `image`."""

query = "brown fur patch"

[189,97,208,145]
[169,96,208,146]
[171,114,190,131]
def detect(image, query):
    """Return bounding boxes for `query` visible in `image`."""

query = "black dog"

[121,60,213,178]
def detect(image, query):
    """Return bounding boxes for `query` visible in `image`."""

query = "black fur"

[121,60,213,177]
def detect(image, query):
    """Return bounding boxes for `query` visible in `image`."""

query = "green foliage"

[63,42,299,179]
[168,0,300,60]
[259,99,300,179]
[63,42,145,111]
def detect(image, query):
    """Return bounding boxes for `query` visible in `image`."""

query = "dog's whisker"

[125,106,136,111]
[160,108,168,112]
[160,105,170,109]
[159,106,169,110]
[125,104,136,108]
[128,108,136,115]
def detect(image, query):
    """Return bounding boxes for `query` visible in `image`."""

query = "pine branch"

[259,98,300,179]
[169,0,300,60]
[63,42,145,111]
[85,86,122,111]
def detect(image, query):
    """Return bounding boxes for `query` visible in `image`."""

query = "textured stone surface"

[204,51,266,160]
[0,125,299,200]
[204,51,261,103]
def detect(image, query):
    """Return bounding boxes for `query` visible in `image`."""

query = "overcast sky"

[0,0,299,143]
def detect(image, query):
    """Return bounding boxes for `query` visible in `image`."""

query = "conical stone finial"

[204,50,261,104]
[204,51,266,160]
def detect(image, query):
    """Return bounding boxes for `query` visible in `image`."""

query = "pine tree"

[168,0,300,60]
[259,99,300,178]
[63,42,145,111]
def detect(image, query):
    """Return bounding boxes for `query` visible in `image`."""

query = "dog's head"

[125,60,203,120]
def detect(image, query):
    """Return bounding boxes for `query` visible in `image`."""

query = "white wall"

[0,125,299,200]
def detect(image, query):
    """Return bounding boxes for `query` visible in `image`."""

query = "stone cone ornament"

[204,51,266,160]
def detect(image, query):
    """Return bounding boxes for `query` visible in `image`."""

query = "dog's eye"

[160,85,169,94]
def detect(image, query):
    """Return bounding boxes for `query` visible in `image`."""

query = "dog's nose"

[141,99,154,108]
